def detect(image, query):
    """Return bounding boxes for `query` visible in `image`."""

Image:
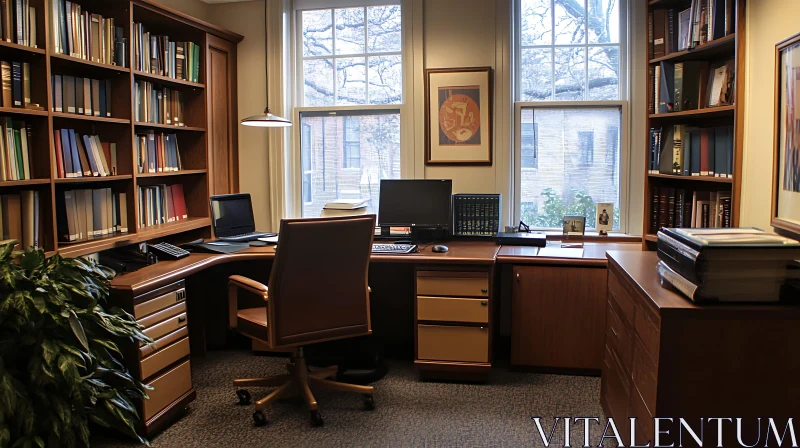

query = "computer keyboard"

[372,243,417,254]
[218,231,275,242]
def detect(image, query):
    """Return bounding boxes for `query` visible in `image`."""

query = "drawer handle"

[481,288,488,293]
[178,316,187,323]
[480,301,488,306]
[480,327,487,330]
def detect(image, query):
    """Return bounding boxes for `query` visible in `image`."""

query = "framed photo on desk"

[773,33,800,239]
[425,67,493,165]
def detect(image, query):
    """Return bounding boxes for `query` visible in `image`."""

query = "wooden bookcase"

[642,0,746,248]
[0,0,242,258]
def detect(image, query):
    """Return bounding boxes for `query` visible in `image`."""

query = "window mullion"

[550,0,555,100]
[332,9,338,104]
[364,7,369,104]
[584,0,589,100]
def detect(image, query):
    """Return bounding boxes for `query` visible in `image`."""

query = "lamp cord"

[264,0,269,114]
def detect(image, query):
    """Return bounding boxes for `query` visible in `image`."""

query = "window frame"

[343,115,362,169]
[301,123,314,204]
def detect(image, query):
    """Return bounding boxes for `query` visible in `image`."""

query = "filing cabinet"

[414,269,492,380]
[111,280,196,436]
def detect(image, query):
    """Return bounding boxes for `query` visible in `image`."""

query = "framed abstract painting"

[773,34,800,238]
[425,67,493,165]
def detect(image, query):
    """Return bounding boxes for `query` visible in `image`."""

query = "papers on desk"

[258,235,280,244]
[537,247,584,258]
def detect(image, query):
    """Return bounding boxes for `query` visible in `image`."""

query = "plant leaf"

[67,310,90,352]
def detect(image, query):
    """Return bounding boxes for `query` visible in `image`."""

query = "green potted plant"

[0,240,151,447]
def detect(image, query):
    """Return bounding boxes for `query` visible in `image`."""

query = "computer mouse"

[432,244,449,253]
[249,240,268,247]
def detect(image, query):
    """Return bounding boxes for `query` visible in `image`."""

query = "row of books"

[51,1,125,67]
[0,118,31,180]
[53,128,117,178]
[133,23,200,83]
[1,61,40,110]
[649,0,735,59]
[650,186,731,234]
[650,59,735,114]
[52,75,112,117]
[1,190,40,249]
[656,227,800,303]
[1,0,36,48]
[138,184,187,228]
[649,125,734,178]
[453,194,501,236]
[134,81,184,126]
[136,132,182,174]
[57,188,128,242]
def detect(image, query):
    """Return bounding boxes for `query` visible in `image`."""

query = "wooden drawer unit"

[140,327,189,358]
[601,346,630,438]
[134,286,186,319]
[417,324,489,363]
[143,360,193,422]
[416,271,489,297]
[605,300,633,373]
[417,296,489,323]
[142,312,188,342]
[140,337,190,380]
[139,302,187,329]
[631,337,658,414]
[608,270,636,326]
[634,304,660,363]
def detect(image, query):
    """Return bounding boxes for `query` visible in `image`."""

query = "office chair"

[227,215,377,427]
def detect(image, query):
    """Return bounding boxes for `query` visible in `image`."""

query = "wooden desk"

[603,251,800,446]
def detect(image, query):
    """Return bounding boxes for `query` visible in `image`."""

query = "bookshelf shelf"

[52,112,132,124]
[133,70,205,89]
[648,34,736,64]
[0,107,49,117]
[0,40,46,55]
[50,53,131,73]
[644,234,658,243]
[0,179,52,187]
[649,104,735,119]
[137,169,207,178]
[54,175,133,184]
[136,217,211,239]
[134,122,205,132]
[57,232,136,258]
[648,173,734,183]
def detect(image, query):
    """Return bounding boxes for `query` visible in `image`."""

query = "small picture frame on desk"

[563,216,586,237]
[772,33,800,240]
[596,202,613,235]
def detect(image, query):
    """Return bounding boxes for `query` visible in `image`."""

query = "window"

[302,123,313,204]
[297,2,403,218]
[515,0,625,231]
[343,116,361,168]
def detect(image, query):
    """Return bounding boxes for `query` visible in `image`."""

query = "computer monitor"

[210,193,257,238]
[378,179,452,228]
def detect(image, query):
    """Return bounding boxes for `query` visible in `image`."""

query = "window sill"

[536,231,641,243]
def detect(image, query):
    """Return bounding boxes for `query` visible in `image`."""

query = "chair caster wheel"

[363,395,375,410]
[236,389,251,405]
[310,410,324,427]
[253,410,268,426]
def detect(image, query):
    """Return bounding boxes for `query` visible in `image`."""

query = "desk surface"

[496,241,640,266]
[111,240,640,295]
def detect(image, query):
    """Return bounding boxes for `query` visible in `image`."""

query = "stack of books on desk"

[320,199,368,218]
[656,228,800,303]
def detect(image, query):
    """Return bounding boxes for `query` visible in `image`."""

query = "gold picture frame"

[772,33,800,239]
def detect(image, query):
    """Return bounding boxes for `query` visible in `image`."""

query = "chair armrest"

[228,275,269,329]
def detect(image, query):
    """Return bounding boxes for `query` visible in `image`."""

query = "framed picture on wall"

[772,33,800,239]
[425,67,493,165]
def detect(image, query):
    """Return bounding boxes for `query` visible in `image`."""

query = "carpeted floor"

[94,350,610,448]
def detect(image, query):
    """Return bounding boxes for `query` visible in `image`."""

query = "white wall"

[156,0,209,21]
[740,0,800,230]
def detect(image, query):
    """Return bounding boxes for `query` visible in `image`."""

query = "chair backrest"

[267,214,375,347]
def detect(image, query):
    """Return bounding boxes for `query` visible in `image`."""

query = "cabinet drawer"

[143,360,192,422]
[606,301,633,373]
[134,287,186,319]
[632,337,658,415]
[417,296,489,323]
[634,304,660,364]
[608,271,635,326]
[629,386,654,446]
[142,313,187,343]
[140,327,189,358]
[601,346,630,430]
[416,272,489,297]
[139,302,186,329]
[140,337,190,380]
[417,324,488,363]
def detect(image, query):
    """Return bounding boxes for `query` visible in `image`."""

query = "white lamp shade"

[241,109,292,127]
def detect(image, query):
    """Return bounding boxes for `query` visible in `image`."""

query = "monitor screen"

[210,194,256,237]
[378,179,452,227]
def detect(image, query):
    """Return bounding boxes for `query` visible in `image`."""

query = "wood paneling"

[510,265,607,370]
[206,34,238,197]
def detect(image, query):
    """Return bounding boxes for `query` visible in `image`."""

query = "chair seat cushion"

[237,307,269,342]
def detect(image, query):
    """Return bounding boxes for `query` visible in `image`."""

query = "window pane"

[300,111,401,218]
[335,8,365,55]
[336,57,366,104]
[520,0,551,46]
[588,46,619,100]
[554,47,585,100]
[554,1,585,45]
[367,5,401,53]
[304,58,334,106]
[588,0,619,44]
[368,55,402,104]
[520,48,553,101]
[302,9,333,57]
[519,107,621,230]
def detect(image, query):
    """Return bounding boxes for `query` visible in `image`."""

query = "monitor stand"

[410,226,447,243]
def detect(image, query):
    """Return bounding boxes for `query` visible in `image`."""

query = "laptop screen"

[210,194,256,237]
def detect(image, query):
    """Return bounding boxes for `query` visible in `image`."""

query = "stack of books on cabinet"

[643,0,745,247]
[0,0,219,258]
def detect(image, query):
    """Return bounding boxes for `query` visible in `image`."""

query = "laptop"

[210,193,275,242]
